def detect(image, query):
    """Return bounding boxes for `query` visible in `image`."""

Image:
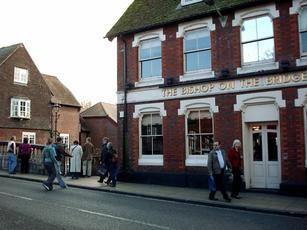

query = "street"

[0,177,306,230]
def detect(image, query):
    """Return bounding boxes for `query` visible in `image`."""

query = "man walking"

[53,137,69,188]
[207,141,231,202]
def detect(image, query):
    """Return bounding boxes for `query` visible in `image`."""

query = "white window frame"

[177,18,215,82]
[290,0,307,66]
[133,102,166,166]
[233,4,280,74]
[178,98,218,166]
[10,98,31,119]
[181,0,203,6]
[60,133,70,150]
[22,132,36,144]
[133,29,165,87]
[14,67,28,84]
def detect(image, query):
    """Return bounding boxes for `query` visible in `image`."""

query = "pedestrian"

[42,138,58,191]
[7,136,17,174]
[228,139,243,199]
[19,137,32,174]
[107,142,118,187]
[70,140,83,179]
[207,141,232,202]
[53,137,69,188]
[82,137,95,177]
[98,137,109,183]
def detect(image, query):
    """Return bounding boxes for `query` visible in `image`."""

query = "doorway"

[250,124,281,189]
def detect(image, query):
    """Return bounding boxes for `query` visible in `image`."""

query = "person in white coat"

[70,140,83,179]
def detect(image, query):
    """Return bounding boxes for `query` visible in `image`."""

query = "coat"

[207,148,231,176]
[70,144,83,172]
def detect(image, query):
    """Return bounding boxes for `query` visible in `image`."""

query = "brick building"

[80,102,118,151]
[106,0,307,192]
[0,43,51,143]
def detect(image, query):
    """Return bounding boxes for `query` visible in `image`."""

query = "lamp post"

[51,103,61,141]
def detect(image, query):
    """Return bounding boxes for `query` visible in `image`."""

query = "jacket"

[207,148,231,175]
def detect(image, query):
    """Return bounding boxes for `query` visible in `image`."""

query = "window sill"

[296,57,307,67]
[180,70,214,82]
[138,155,163,166]
[237,61,279,75]
[10,116,30,120]
[185,155,208,167]
[135,77,164,88]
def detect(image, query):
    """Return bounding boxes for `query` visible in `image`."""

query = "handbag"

[97,164,107,176]
[224,167,233,183]
[208,175,216,192]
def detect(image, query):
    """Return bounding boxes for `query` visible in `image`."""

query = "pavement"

[1,170,307,218]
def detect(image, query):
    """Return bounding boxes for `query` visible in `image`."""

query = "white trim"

[181,0,203,6]
[132,28,165,48]
[296,57,307,66]
[135,77,164,87]
[180,70,215,82]
[295,87,307,106]
[232,3,279,27]
[178,97,218,115]
[133,102,166,118]
[234,90,286,111]
[177,18,215,38]
[22,132,36,144]
[237,62,279,75]
[185,155,208,167]
[289,0,307,15]
[138,155,163,166]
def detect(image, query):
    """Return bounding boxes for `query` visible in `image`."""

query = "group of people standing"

[208,139,243,202]
[7,136,32,175]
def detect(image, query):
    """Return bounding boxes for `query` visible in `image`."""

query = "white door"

[250,124,281,189]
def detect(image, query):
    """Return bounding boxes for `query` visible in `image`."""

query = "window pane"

[242,18,257,42]
[253,133,262,161]
[242,42,258,63]
[140,47,150,60]
[258,38,274,61]
[185,29,210,51]
[257,16,273,39]
[142,137,152,155]
[186,52,198,71]
[300,8,307,30]
[268,132,278,161]
[141,114,152,135]
[198,50,211,70]
[151,45,161,58]
[141,60,152,78]
[152,114,162,135]
[301,32,307,53]
[201,135,214,155]
[153,136,163,155]
[188,135,201,155]
[198,35,211,49]
[188,111,199,133]
[200,111,212,133]
[151,58,162,76]
[140,39,161,60]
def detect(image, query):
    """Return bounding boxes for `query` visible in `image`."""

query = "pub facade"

[106,0,307,192]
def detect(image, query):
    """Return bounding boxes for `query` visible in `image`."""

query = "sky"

[0,0,134,105]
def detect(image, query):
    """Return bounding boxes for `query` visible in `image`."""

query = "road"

[0,177,306,230]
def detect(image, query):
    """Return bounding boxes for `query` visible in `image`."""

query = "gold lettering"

[266,77,274,85]
[302,72,307,81]
[292,74,301,82]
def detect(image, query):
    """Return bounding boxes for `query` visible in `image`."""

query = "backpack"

[54,144,65,161]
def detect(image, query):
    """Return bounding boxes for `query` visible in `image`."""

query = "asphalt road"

[0,177,306,230]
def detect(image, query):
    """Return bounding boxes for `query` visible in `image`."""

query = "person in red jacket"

[228,139,243,199]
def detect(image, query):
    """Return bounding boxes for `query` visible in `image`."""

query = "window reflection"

[141,114,163,155]
[187,110,213,155]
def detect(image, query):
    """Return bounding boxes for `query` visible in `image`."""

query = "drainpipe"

[121,36,129,172]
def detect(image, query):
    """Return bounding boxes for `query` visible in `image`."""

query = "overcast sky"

[0,0,134,105]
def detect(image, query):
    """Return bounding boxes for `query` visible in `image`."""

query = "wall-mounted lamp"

[205,0,228,28]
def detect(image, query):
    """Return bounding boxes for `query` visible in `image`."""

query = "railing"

[0,141,45,174]
[0,141,101,175]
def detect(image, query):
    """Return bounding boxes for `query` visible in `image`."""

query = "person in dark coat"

[98,137,109,183]
[19,137,32,173]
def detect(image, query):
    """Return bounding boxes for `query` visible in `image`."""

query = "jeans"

[44,162,56,189]
[8,153,17,174]
[54,161,67,188]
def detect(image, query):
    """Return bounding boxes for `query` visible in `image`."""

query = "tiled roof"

[43,74,81,107]
[106,0,269,40]
[80,102,117,123]
[0,43,22,66]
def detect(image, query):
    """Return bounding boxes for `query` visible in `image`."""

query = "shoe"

[109,184,116,187]
[231,195,242,199]
[209,197,218,201]
[42,183,50,191]
[97,180,104,183]
[224,197,231,202]
[60,185,68,189]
